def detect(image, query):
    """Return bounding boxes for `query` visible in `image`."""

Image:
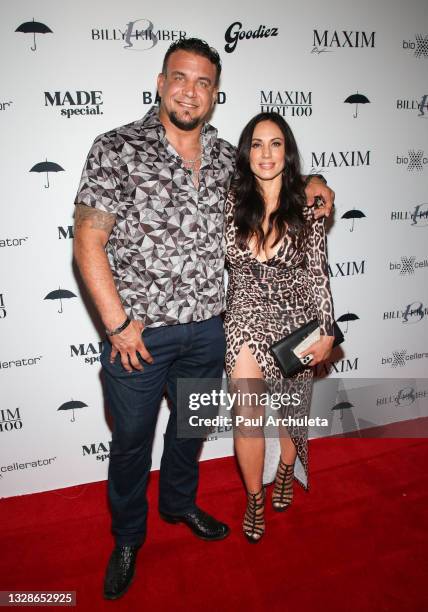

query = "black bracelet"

[106,317,131,337]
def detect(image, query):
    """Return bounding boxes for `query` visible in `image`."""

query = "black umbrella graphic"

[341,208,366,232]
[344,93,370,118]
[337,312,359,333]
[331,401,354,421]
[44,288,77,313]
[58,400,88,423]
[30,159,64,188]
[15,18,53,51]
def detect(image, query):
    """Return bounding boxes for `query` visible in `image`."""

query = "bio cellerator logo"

[44,91,103,119]
[389,256,428,275]
[0,236,28,247]
[382,350,428,368]
[312,30,375,54]
[396,150,428,171]
[0,100,12,111]
[402,35,428,58]
[224,22,278,53]
[260,91,312,117]
[0,355,43,370]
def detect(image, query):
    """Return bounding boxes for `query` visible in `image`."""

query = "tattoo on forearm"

[74,203,116,232]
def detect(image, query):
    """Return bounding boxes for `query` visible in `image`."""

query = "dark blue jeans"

[100,315,226,546]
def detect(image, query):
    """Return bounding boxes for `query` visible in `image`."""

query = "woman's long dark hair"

[232,112,306,251]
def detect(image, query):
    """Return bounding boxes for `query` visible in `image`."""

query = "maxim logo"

[311,150,370,172]
[315,357,359,377]
[396,150,428,171]
[382,350,428,368]
[312,30,375,54]
[389,256,428,275]
[91,19,186,51]
[0,237,28,248]
[44,90,103,119]
[0,355,43,371]
[328,260,365,277]
[390,203,428,226]
[142,91,226,105]
[70,341,103,365]
[224,22,278,54]
[396,95,428,117]
[260,90,312,117]
[82,441,111,462]
[58,225,74,239]
[377,386,428,407]
[402,35,428,58]
[0,294,5,319]
[0,408,23,433]
[383,301,428,324]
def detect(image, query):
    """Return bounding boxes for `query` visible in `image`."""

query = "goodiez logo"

[383,301,428,324]
[224,22,278,53]
[0,236,28,248]
[44,90,103,119]
[344,93,370,118]
[91,19,186,50]
[341,208,366,232]
[311,150,370,172]
[0,294,6,319]
[391,203,428,226]
[58,400,88,422]
[70,341,103,365]
[44,287,77,314]
[15,18,53,51]
[30,159,64,188]
[329,260,365,277]
[377,386,428,407]
[260,90,312,117]
[0,408,23,433]
[311,30,375,54]
[142,91,226,105]
[382,350,428,368]
[82,441,111,462]
[402,34,428,58]
[396,94,428,117]
[396,150,428,171]
[389,256,428,275]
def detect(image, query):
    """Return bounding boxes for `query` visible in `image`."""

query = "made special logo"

[0,236,28,248]
[328,260,365,277]
[344,92,370,118]
[15,18,53,51]
[340,208,366,232]
[396,94,428,117]
[142,91,226,105]
[390,203,428,226]
[224,22,278,53]
[44,90,103,119]
[70,341,103,365]
[0,355,43,371]
[311,150,370,172]
[0,456,56,480]
[0,100,13,111]
[396,150,428,171]
[381,350,428,368]
[0,408,23,433]
[29,159,64,188]
[260,90,312,117]
[58,225,74,240]
[389,256,428,275]
[376,385,428,407]
[82,441,111,462]
[383,301,428,324]
[57,400,88,422]
[91,19,186,51]
[0,294,6,319]
[311,30,375,54]
[315,356,359,377]
[44,287,77,314]
[402,35,428,58]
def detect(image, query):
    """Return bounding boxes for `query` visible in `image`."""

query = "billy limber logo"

[390,203,428,226]
[91,19,186,51]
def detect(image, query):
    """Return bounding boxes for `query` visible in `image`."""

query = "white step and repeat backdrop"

[1,0,427,498]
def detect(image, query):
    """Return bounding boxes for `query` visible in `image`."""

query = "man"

[73,38,334,600]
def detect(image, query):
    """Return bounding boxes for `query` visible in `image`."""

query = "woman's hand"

[299,335,335,366]
[305,177,335,219]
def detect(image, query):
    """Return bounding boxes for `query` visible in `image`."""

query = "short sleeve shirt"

[75,106,236,327]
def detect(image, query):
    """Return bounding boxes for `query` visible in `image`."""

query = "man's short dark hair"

[162,38,222,85]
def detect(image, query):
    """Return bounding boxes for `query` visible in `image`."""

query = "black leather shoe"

[159,507,230,541]
[103,545,140,600]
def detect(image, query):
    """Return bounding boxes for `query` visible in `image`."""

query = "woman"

[224,112,335,543]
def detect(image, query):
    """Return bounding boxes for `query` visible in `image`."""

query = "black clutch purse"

[269,319,344,377]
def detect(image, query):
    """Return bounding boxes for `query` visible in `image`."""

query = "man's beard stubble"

[169,110,203,132]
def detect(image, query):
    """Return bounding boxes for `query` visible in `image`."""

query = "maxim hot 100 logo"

[260,90,312,117]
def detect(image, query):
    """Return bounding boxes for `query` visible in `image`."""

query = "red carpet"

[1,438,428,611]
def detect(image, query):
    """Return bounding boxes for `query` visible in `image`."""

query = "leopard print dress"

[224,193,335,490]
